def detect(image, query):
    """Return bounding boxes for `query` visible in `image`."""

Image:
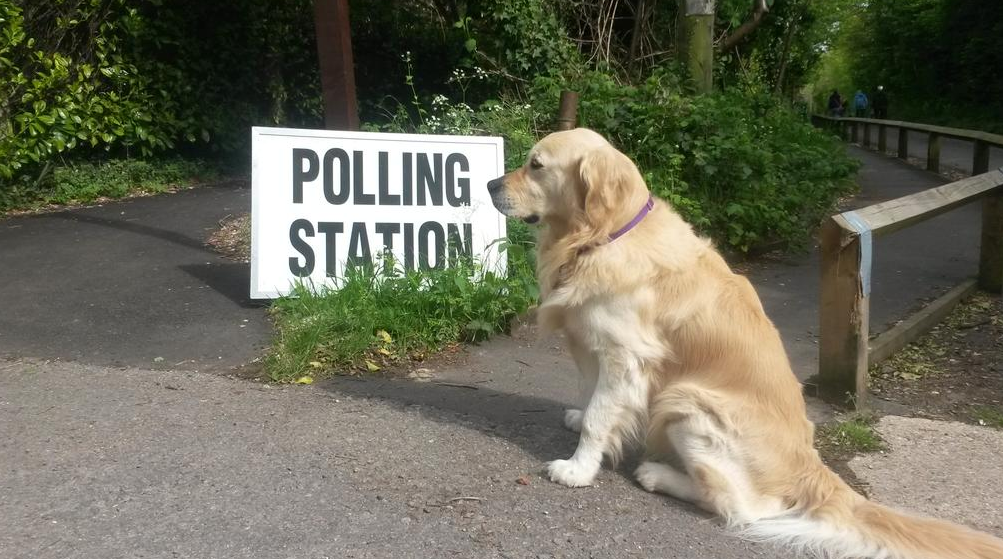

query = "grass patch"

[973,407,1003,429]
[1,157,222,213]
[816,415,886,455]
[265,227,537,382]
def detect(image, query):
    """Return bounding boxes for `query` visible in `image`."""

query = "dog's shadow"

[320,372,577,463]
[317,363,658,486]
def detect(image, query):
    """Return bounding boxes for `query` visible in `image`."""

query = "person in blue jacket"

[853,90,869,117]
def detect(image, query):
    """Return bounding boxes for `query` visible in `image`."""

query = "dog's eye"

[529,157,543,170]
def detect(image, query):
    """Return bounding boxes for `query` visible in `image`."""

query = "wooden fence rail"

[812,115,1003,406]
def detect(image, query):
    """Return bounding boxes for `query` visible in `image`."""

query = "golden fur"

[487,128,1003,559]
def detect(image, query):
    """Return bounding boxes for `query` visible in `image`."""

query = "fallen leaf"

[376,330,393,344]
[516,475,531,486]
[309,361,323,368]
[365,360,381,372]
[295,376,314,384]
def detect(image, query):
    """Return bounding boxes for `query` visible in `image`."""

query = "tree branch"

[718,0,768,52]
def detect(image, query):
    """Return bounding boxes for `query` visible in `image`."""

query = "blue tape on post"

[841,211,872,297]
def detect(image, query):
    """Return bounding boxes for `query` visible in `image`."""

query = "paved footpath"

[1,145,1001,558]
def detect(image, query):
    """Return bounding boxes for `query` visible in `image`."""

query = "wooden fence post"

[556,91,579,131]
[863,123,871,148]
[878,125,887,153]
[980,191,1003,293]
[897,127,909,160]
[851,122,859,144]
[973,140,990,175]
[818,215,870,406]
[927,132,941,173]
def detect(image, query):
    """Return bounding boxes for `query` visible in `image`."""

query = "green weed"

[817,415,886,454]
[264,232,538,382]
[973,407,1003,429]
[1,157,221,212]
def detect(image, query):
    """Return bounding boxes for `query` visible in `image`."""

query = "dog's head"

[487,128,649,238]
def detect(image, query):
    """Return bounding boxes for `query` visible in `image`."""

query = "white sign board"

[250,127,506,299]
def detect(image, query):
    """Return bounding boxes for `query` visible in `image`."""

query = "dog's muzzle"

[488,175,539,224]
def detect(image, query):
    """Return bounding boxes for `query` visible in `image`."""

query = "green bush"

[534,70,859,251]
[0,1,185,182]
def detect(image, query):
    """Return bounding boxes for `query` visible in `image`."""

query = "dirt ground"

[870,291,1003,426]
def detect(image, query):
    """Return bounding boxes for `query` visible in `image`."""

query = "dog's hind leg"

[635,461,702,502]
[643,384,771,524]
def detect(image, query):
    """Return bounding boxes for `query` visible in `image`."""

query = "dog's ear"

[578,145,636,231]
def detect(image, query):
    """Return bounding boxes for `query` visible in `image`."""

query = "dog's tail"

[741,463,1003,559]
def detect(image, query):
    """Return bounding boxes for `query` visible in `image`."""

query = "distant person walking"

[872,85,888,119]
[828,90,843,116]
[853,90,869,117]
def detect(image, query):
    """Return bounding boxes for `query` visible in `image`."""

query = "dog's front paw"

[563,409,584,432]
[546,459,598,487]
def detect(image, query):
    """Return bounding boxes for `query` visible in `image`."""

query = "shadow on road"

[179,262,266,309]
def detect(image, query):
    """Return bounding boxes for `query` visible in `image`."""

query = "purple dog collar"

[609,194,654,241]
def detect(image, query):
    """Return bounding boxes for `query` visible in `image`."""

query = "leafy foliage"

[535,70,858,251]
[0,1,183,181]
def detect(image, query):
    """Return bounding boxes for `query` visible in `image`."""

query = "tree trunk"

[676,0,715,93]
[773,16,799,95]
[629,0,655,71]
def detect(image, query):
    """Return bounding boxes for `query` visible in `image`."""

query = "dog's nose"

[487,177,504,194]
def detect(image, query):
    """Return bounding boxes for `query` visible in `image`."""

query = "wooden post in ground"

[980,194,1003,292]
[976,143,1002,292]
[851,122,859,144]
[818,215,870,407]
[897,127,909,160]
[862,123,871,148]
[973,140,990,175]
[556,91,579,131]
[313,0,359,130]
[878,125,887,153]
[927,132,941,172]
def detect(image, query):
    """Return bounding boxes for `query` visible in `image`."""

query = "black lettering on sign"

[318,222,344,277]
[377,152,401,206]
[322,148,350,205]
[288,219,315,276]
[402,152,413,206]
[353,150,376,205]
[447,223,473,266]
[445,153,471,206]
[347,222,372,268]
[418,221,445,270]
[292,149,319,203]
[375,222,400,252]
[403,222,415,270]
[417,153,443,206]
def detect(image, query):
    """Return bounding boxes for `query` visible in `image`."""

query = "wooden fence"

[812,115,1003,405]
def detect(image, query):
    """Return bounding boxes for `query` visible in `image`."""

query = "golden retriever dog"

[487,128,1003,559]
